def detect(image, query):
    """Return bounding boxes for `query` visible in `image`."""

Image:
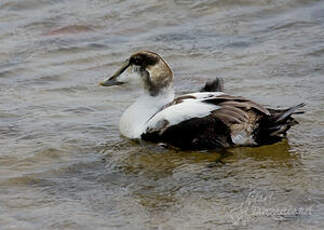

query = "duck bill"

[99,59,130,87]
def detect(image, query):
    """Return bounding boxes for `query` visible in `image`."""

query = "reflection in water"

[96,138,309,227]
[228,139,301,164]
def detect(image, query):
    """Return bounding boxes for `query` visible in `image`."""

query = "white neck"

[119,86,175,139]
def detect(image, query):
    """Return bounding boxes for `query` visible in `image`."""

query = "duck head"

[99,51,173,96]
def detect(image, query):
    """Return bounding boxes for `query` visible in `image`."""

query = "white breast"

[119,90,175,139]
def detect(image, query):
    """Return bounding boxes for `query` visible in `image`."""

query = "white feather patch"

[183,92,225,100]
[145,96,221,134]
[231,131,256,146]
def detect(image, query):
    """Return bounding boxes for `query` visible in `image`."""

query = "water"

[1,0,324,229]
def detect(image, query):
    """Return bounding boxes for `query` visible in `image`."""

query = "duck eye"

[131,56,142,65]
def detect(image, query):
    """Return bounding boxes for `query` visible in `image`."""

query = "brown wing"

[143,93,302,149]
[143,94,272,149]
[202,95,271,139]
[162,93,270,127]
[204,95,270,116]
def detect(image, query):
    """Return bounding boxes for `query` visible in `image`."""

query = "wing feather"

[144,92,270,147]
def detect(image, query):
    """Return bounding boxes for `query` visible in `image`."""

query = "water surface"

[1,0,324,229]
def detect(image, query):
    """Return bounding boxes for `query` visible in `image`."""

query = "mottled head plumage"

[129,51,159,68]
[99,50,173,96]
[130,51,173,96]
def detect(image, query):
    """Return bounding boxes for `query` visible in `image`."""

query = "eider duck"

[100,51,304,150]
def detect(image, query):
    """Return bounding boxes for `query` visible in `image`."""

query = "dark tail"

[255,103,305,145]
[201,78,224,92]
